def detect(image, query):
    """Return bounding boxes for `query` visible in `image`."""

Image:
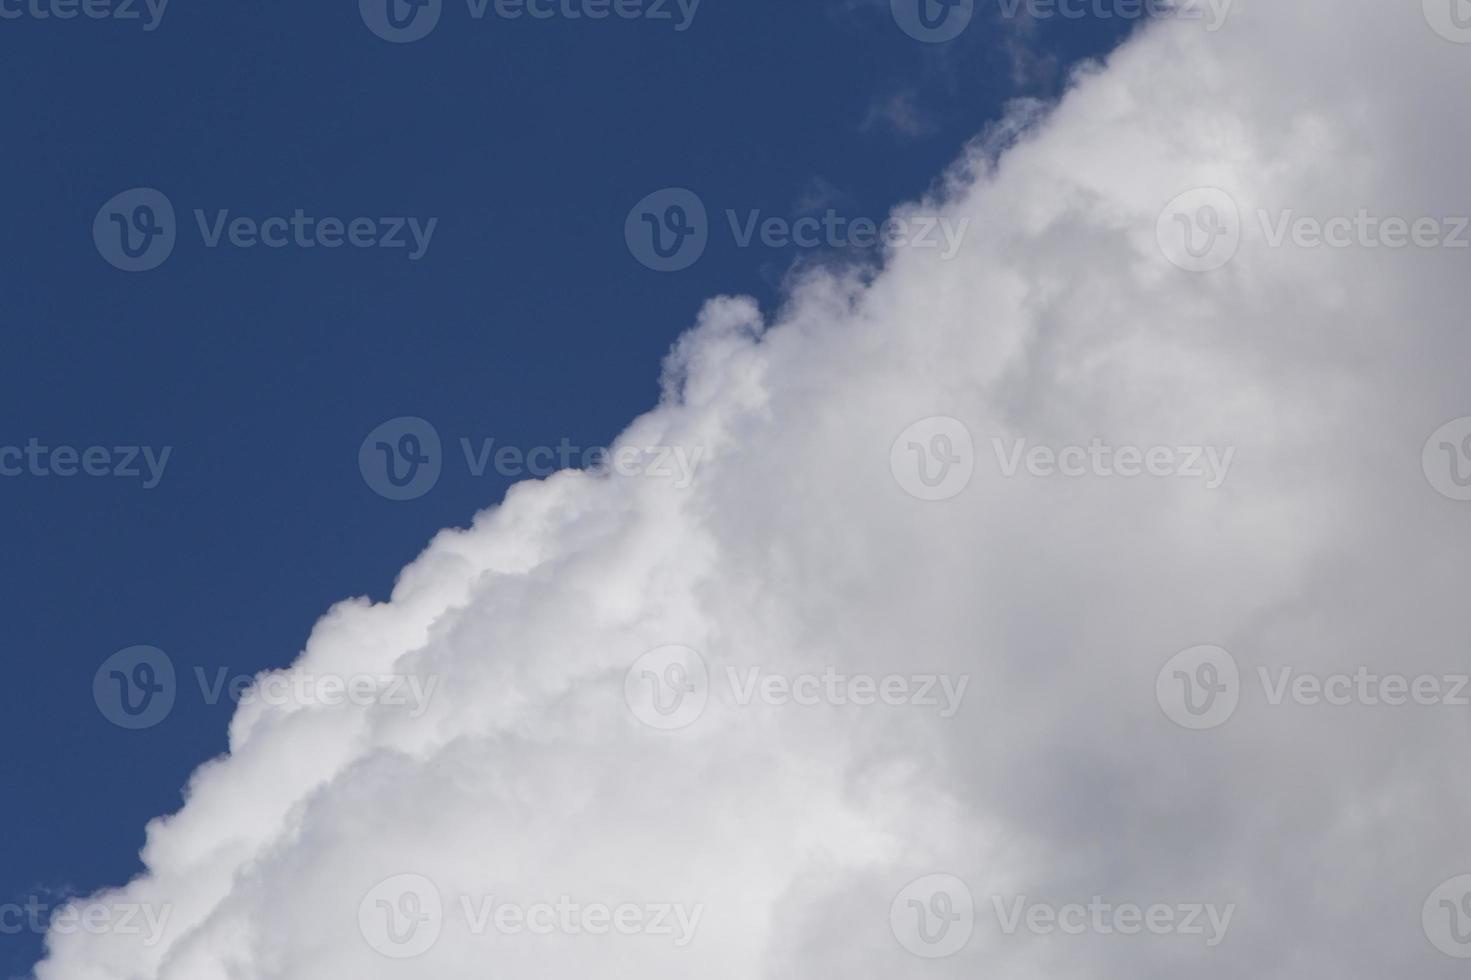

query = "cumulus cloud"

[35,3,1471,978]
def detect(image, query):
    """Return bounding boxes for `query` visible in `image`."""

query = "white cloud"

[36,4,1471,978]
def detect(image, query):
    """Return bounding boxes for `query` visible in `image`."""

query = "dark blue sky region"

[0,2,1131,974]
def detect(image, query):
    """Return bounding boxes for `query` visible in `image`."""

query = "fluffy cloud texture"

[36,2,1471,977]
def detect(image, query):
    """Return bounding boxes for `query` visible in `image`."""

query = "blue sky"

[0,3,1132,974]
